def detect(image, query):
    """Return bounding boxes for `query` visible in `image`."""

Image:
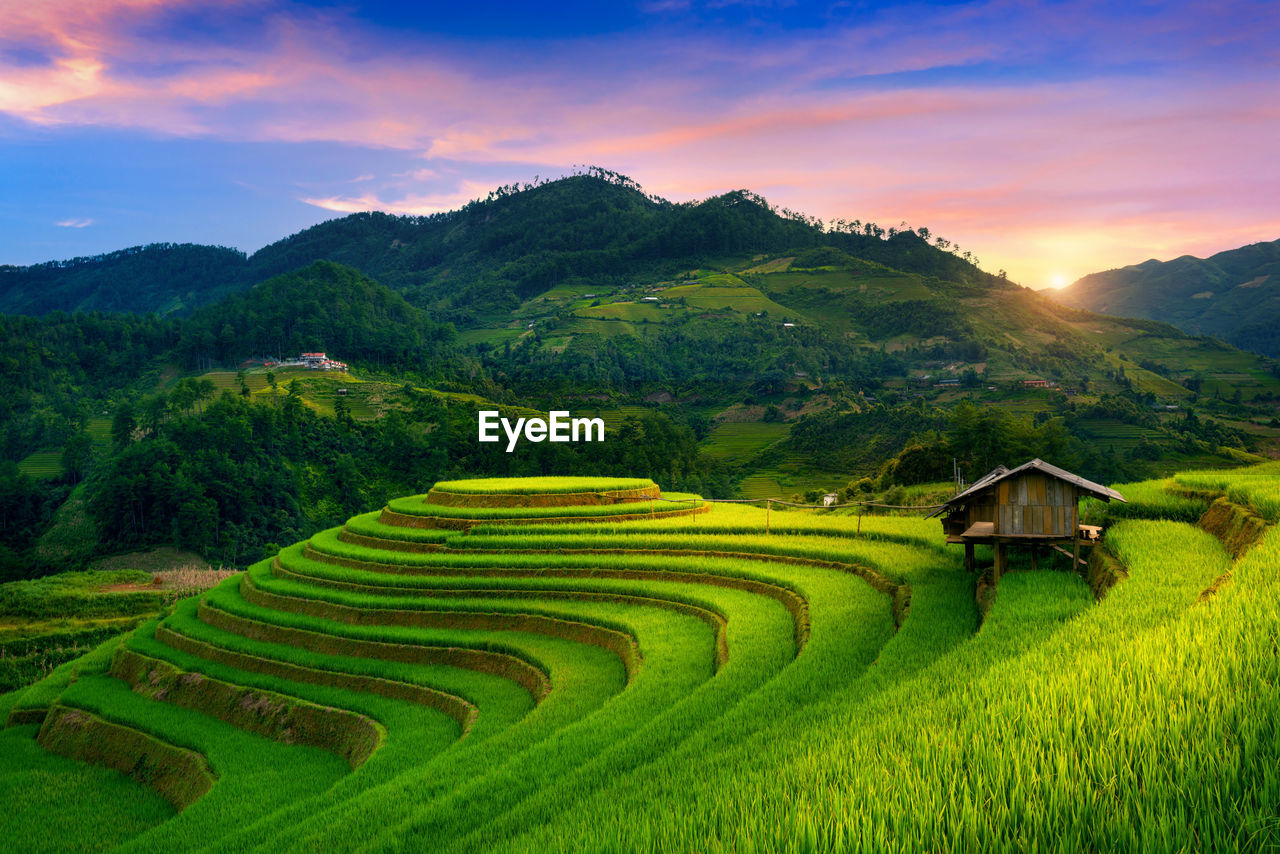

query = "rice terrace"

[2,468,1278,853]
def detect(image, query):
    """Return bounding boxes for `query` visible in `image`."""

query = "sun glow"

[1050,273,1070,289]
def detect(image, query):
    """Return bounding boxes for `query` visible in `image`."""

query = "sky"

[1,0,1277,289]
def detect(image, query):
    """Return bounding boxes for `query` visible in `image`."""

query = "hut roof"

[928,458,1126,517]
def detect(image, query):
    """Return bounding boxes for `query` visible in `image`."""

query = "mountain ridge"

[1053,238,1280,356]
[0,173,1004,324]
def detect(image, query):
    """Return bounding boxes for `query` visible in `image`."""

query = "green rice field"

[1,468,1277,852]
[699,420,789,460]
[16,450,62,479]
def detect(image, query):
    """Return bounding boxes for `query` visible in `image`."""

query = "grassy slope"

[0,466,1276,851]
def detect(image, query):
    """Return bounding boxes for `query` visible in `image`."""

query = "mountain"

[0,172,1000,324]
[0,243,248,316]
[1052,239,1280,356]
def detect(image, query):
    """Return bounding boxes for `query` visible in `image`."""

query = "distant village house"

[273,352,349,371]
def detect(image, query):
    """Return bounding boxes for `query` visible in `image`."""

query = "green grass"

[699,421,789,460]
[6,469,1278,852]
[502,519,1267,853]
[736,467,845,499]
[0,721,175,852]
[84,417,111,444]
[758,268,933,301]
[455,327,526,347]
[738,472,785,499]
[54,672,350,851]
[659,284,798,317]
[573,302,669,322]
[429,476,657,495]
[1173,461,1280,521]
[1074,418,1157,450]
[0,571,162,621]
[385,493,701,520]
[555,317,640,338]
[1080,477,1210,526]
[342,512,454,543]
[16,449,62,479]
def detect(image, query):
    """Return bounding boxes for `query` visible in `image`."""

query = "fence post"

[766,499,771,534]
[857,505,863,538]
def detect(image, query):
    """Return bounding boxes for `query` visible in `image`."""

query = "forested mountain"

[243,173,1004,325]
[0,244,247,316]
[1053,239,1280,356]
[0,171,1002,325]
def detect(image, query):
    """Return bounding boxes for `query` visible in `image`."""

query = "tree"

[169,379,197,414]
[195,379,216,414]
[141,393,169,434]
[60,431,93,483]
[218,322,236,362]
[110,402,136,447]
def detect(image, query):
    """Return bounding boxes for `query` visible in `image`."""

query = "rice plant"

[2,467,1275,852]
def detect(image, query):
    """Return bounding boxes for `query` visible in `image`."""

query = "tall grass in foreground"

[501,520,1278,853]
[0,717,174,852]
[4,468,1276,853]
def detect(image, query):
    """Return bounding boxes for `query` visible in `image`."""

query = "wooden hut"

[929,458,1126,579]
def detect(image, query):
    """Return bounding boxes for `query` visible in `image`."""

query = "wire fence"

[635,493,949,535]
[649,495,947,511]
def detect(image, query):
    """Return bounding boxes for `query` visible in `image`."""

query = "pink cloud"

[301,181,496,216]
[1,0,1275,287]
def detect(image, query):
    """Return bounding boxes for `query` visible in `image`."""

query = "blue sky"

[1,0,1277,288]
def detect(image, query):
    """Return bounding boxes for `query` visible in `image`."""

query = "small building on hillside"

[296,352,348,371]
[822,492,839,507]
[929,458,1125,578]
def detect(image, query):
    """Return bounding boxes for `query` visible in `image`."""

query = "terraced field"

[2,471,1277,852]
[699,420,789,460]
[16,449,62,479]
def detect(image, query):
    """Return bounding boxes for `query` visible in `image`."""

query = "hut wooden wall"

[994,473,1077,536]
[969,502,996,524]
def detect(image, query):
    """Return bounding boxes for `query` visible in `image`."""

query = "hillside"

[1052,238,1280,356]
[0,172,1000,324]
[1,468,1277,851]
[472,244,1280,492]
[176,261,460,374]
[243,176,1003,326]
[0,244,248,316]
